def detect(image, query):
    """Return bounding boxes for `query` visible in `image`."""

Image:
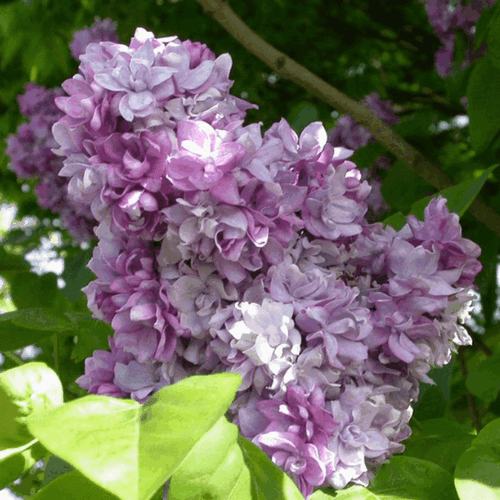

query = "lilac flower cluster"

[4,18,120,241]
[5,83,95,241]
[420,0,496,77]
[70,17,120,60]
[328,93,399,220]
[59,28,482,498]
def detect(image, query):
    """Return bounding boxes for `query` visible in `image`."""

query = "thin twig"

[458,348,482,431]
[194,0,500,237]
[471,331,494,357]
[3,350,24,366]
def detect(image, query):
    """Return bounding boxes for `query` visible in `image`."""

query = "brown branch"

[195,0,500,238]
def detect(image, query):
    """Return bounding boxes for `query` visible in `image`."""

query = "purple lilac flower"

[5,83,96,241]
[66,28,483,499]
[76,336,188,403]
[326,383,412,489]
[83,220,181,363]
[420,0,496,77]
[70,17,120,61]
[239,385,338,498]
[327,93,399,220]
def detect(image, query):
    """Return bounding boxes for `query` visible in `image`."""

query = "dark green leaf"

[466,347,500,403]
[409,164,498,220]
[61,249,94,302]
[0,440,45,490]
[311,457,459,499]
[32,470,120,500]
[467,57,500,153]
[403,419,476,473]
[9,271,58,309]
[287,102,319,134]
[44,454,75,485]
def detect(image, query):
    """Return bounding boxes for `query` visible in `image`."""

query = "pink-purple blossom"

[70,17,120,60]
[44,27,485,499]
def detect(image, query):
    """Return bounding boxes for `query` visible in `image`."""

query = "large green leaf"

[403,419,476,473]
[467,56,500,153]
[0,362,63,449]
[310,456,459,499]
[168,416,251,500]
[455,418,500,500]
[27,373,242,500]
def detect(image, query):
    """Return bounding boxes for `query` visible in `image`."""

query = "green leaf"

[467,348,500,403]
[9,271,58,309]
[403,419,477,473]
[380,160,432,214]
[487,4,500,69]
[27,373,242,500]
[0,247,29,272]
[70,315,114,362]
[31,470,120,500]
[0,308,73,331]
[0,440,45,490]
[414,385,446,421]
[288,102,319,134]
[311,457,459,499]
[238,436,305,500]
[44,454,75,485]
[409,164,498,220]
[475,2,500,50]
[382,211,406,231]
[455,418,500,500]
[169,416,252,500]
[0,308,74,351]
[350,142,386,170]
[238,435,304,500]
[467,57,500,153]
[0,362,63,449]
[61,249,94,302]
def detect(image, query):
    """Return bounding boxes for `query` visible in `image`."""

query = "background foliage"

[1,0,500,498]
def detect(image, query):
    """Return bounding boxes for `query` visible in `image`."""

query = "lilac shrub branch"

[194,0,500,238]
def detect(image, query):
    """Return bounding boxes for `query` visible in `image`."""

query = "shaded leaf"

[0,440,45,490]
[467,347,500,402]
[403,419,476,473]
[455,418,500,500]
[31,469,120,500]
[311,456,459,499]
[467,57,500,153]
[409,164,498,220]
[9,271,58,309]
